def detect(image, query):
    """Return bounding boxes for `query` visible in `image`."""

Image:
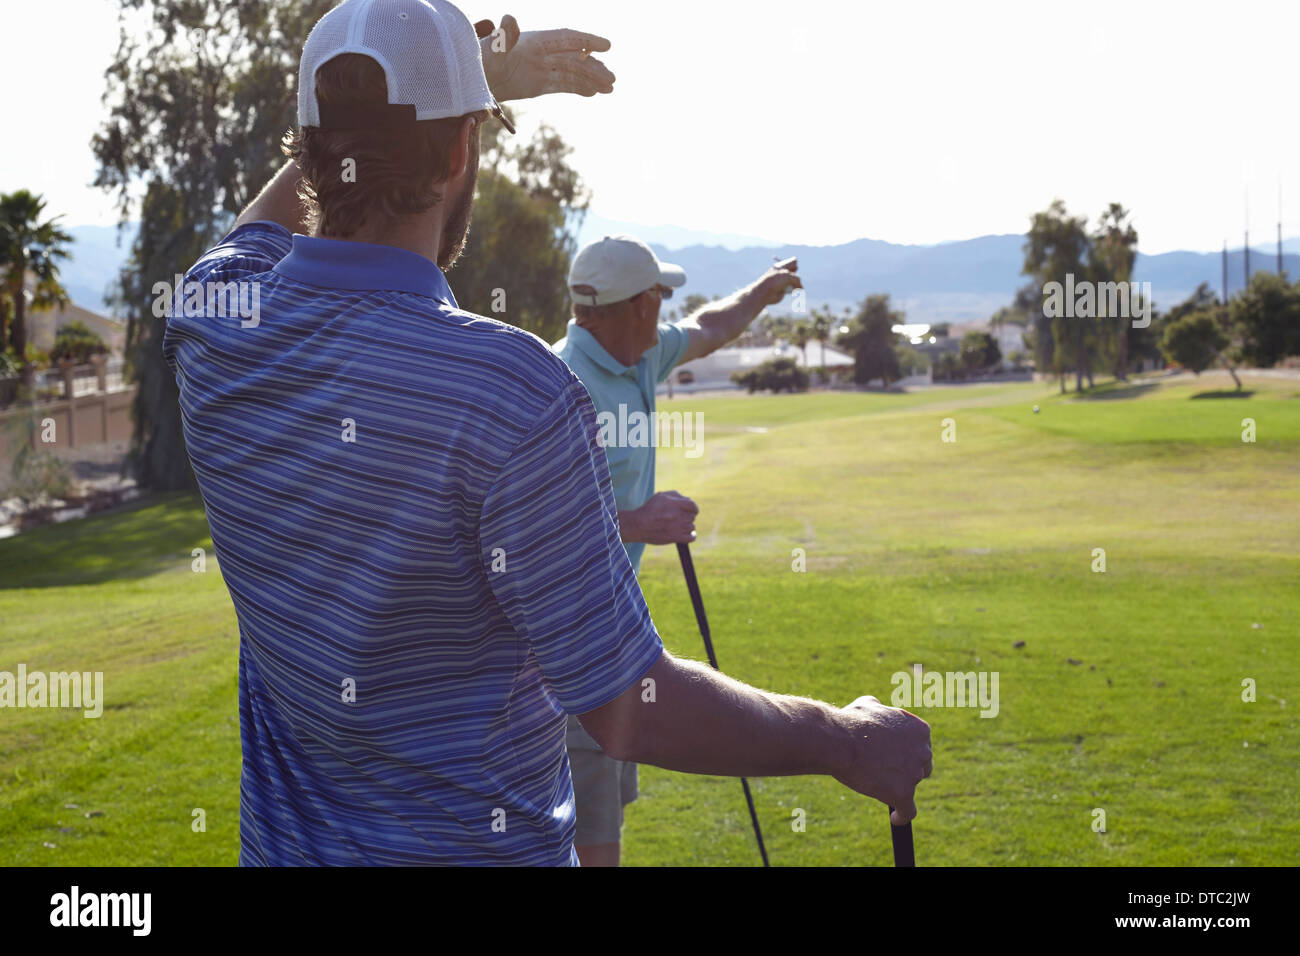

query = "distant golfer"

[554,235,805,865]
[164,0,930,866]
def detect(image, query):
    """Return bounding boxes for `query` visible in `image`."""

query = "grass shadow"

[1191,390,1255,400]
[0,491,211,589]
[1071,382,1160,401]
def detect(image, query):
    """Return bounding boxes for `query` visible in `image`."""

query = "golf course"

[2,372,1296,866]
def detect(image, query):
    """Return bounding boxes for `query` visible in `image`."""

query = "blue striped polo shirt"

[163,221,663,866]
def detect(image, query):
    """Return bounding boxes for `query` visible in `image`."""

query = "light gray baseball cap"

[568,235,687,307]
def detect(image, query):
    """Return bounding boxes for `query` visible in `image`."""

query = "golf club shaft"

[888,806,915,866]
[676,542,770,867]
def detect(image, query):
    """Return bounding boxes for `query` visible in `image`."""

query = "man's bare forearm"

[681,282,769,356]
[581,651,852,778]
[234,161,308,234]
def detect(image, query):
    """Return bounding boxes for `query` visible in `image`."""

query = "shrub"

[50,322,107,365]
[5,408,73,504]
[894,342,930,376]
[959,331,1001,372]
[731,356,810,394]
[2,344,51,371]
[1160,312,1226,374]
[933,352,961,382]
[26,346,52,370]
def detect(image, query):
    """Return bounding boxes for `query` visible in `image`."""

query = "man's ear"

[639,291,658,323]
[447,115,478,181]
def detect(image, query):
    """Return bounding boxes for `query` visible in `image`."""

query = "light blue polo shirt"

[552,320,691,576]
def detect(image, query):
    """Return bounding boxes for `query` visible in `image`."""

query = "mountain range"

[644,234,1300,325]
[61,220,1300,328]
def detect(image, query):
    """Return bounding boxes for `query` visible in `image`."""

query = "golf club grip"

[888,807,915,867]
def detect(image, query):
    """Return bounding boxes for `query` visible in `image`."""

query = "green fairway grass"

[2,372,1296,865]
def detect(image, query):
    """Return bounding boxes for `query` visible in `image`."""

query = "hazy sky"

[5,0,1296,253]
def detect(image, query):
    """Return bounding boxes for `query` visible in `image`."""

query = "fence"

[0,356,136,464]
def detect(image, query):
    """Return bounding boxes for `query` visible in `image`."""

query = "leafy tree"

[1231,271,1300,368]
[838,294,903,386]
[0,190,73,376]
[93,1,333,490]
[93,0,591,490]
[1161,311,1241,389]
[1143,283,1217,372]
[1023,199,1092,392]
[730,356,809,394]
[1020,200,1143,389]
[1127,283,1213,375]
[989,305,1028,328]
[1016,279,1059,388]
[959,331,1001,372]
[453,122,591,343]
[1090,203,1139,381]
[1164,283,1220,324]
[1127,298,1167,371]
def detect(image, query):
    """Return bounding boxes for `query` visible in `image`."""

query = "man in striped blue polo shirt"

[554,236,803,866]
[166,0,932,866]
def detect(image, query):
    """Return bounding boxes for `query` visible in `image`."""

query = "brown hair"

[281,54,488,238]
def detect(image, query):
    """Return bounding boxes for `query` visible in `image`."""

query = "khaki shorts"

[568,746,638,846]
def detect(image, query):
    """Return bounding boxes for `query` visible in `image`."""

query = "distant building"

[23,273,126,356]
[988,322,1028,366]
[661,339,855,393]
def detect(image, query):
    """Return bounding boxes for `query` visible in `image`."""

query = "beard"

[437,136,479,272]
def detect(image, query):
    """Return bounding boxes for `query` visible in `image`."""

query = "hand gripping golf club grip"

[888,807,915,867]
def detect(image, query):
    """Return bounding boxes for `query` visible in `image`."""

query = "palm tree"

[811,307,832,377]
[0,191,73,380]
[792,321,811,366]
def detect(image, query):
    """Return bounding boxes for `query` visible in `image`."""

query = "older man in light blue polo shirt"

[553,234,802,866]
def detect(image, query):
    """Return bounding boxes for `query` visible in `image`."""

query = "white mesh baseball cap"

[298,0,514,133]
[569,235,687,307]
